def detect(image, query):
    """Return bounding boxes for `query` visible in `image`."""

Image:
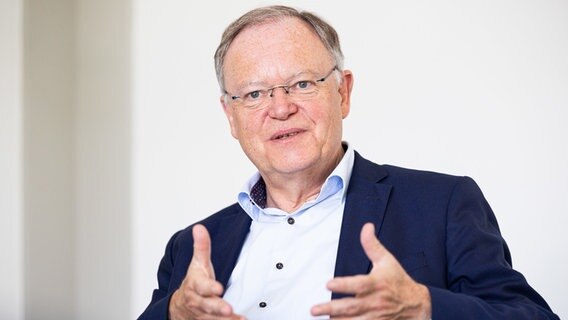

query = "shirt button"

[259,301,267,308]
[287,217,295,225]
[276,262,284,269]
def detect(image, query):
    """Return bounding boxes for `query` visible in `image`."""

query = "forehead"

[223,17,334,88]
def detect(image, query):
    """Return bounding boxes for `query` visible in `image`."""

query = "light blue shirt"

[223,143,355,319]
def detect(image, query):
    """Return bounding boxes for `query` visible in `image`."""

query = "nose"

[268,85,289,97]
[267,86,297,120]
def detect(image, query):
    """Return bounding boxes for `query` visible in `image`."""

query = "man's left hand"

[311,223,432,319]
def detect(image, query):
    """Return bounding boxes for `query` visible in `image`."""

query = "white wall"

[75,0,132,319]
[132,0,567,318]
[0,0,23,318]
[2,0,132,319]
[22,0,75,318]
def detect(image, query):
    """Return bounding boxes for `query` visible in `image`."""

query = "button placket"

[257,222,291,314]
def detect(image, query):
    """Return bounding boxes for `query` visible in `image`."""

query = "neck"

[263,146,345,213]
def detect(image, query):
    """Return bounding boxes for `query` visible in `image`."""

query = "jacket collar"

[332,151,392,299]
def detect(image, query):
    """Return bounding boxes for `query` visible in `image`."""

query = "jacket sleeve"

[428,176,559,319]
[137,230,184,320]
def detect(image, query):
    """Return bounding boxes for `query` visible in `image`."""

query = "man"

[139,5,559,320]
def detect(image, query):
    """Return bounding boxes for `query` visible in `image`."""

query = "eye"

[244,90,262,100]
[294,80,313,90]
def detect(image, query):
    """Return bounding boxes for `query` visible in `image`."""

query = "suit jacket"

[139,151,558,319]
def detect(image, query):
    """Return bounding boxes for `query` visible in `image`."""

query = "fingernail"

[327,280,337,290]
[221,305,231,315]
[311,306,321,315]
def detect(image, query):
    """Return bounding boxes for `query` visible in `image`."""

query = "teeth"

[277,132,298,139]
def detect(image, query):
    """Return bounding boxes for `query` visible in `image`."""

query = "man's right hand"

[168,224,245,320]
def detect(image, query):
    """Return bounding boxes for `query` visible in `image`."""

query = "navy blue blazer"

[139,152,558,319]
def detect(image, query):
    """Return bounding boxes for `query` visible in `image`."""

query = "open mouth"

[274,131,300,140]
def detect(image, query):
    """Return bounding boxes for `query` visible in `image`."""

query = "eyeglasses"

[225,66,338,110]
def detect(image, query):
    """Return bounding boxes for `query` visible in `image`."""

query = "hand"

[311,223,431,319]
[169,224,246,320]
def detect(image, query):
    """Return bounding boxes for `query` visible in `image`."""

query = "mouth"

[271,129,304,141]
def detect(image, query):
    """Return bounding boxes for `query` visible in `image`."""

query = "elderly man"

[139,5,559,320]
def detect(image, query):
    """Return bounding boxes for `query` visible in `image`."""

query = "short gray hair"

[214,5,344,93]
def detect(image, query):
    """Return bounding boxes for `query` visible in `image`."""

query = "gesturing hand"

[311,223,431,319]
[169,224,246,320]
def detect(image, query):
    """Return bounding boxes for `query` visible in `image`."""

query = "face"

[221,17,353,178]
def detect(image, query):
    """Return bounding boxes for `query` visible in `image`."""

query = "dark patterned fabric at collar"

[250,177,267,209]
[236,142,355,220]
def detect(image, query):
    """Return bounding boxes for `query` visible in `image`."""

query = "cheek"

[315,101,344,129]
[233,113,261,142]
[320,107,345,141]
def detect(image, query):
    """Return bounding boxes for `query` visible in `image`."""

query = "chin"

[269,152,320,175]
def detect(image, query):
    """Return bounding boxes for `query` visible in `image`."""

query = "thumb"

[360,222,387,264]
[192,224,213,271]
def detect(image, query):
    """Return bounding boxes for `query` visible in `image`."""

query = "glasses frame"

[225,65,339,109]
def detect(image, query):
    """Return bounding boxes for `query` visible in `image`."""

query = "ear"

[338,70,354,119]
[220,95,239,139]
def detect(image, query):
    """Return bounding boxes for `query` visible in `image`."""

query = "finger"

[191,276,225,297]
[360,222,387,264]
[186,290,235,316]
[192,224,213,267]
[326,275,375,295]
[311,297,362,317]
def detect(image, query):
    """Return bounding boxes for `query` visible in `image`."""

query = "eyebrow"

[239,69,320,90]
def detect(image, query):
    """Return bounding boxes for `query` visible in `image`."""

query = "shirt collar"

[238,142,355,221]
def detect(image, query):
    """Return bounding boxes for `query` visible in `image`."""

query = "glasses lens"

[232,66,336,109]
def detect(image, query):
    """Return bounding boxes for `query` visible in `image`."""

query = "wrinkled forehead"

[223,17,334,90]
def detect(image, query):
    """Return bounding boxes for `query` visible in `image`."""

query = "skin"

[310,223,431,319]
[169,17,431,320]
[221,18,352,213]
[169,225,245,320]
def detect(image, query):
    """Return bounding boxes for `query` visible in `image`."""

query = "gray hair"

[214,5,344,93]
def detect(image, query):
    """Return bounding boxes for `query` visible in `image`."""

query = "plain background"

[2,0,566,319]
[134,0,567,318]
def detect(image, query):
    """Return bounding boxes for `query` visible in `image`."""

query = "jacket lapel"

[332,152,392,299]
[210,206,252,288]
